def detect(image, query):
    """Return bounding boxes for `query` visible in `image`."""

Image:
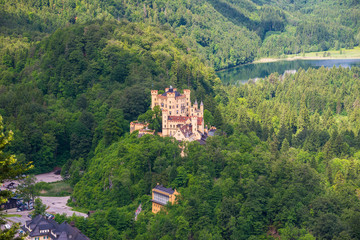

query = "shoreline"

[254,56,360,64]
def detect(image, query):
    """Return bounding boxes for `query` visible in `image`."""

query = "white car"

[4,224,11,230]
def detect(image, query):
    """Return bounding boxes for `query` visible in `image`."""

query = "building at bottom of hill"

[151,184,179,214]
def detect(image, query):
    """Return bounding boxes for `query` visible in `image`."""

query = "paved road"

[5,209,31,226]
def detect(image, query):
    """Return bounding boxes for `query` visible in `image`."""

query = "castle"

[151,86,206,142]
[130,86,213,142]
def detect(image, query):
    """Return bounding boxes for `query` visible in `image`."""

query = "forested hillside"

[1,0,359,70]
[61,67,360,239]
[0,20,221,174]
[2,1,360,239]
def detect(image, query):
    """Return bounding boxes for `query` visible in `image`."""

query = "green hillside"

[65,67,360,240]
[1,0,359,70]
[0,20,220,173]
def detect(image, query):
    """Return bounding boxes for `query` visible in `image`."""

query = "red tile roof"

[168,116,189,122]
[168,116,203,125]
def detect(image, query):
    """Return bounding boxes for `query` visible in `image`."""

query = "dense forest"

[1,0,360,239]
[50,66,360,240]
[1,0,360,70]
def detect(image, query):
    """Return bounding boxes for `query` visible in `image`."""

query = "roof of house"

[54,222,90,240]
[153,184,175,195]
[22,215,89,240]
[22,215,58,238]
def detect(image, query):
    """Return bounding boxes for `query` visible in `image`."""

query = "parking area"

[3,172,87,226]
[1,171,63,191]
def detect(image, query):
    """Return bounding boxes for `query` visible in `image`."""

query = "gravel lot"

[1,171,63,191]
[40,196,87,217]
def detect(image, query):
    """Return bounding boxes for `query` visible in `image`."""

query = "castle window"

[161,103,164,107]
[176,111,178,114]
[170,111,172,115]
[176,105,178,108]
[169,106,171,109]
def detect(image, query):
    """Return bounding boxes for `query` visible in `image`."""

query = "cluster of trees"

[0,20,220,174]
[0,116,31,239]
[59,66,360,239]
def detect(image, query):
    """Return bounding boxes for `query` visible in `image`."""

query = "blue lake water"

[216,59,360,85]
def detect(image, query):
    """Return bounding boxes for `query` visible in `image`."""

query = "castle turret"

[200,101,204,117]
[151,90,158,110]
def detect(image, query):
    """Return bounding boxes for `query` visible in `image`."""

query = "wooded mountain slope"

[67,67,360,240]
[1,0,359,70]
[0,20,221,173]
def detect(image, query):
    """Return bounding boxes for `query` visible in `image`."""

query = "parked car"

[5,182,15,189]
[45,213,54,219]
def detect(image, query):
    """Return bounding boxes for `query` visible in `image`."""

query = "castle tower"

[167,89,176,116]
[162,110,168,136]
[183,89,191,115]
[151,90,158,110]
[191,116,198,133]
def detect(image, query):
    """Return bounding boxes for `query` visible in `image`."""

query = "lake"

[216,59,360,85]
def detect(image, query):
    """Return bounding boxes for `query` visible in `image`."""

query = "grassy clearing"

[4,214,21,218]
[70,206,90,214]
[255,47,360,63]
[301,46,360,59]
[37,181,73,197]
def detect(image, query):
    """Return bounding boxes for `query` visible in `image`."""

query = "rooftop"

[153,184,175,195]
[22,215,89,240]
